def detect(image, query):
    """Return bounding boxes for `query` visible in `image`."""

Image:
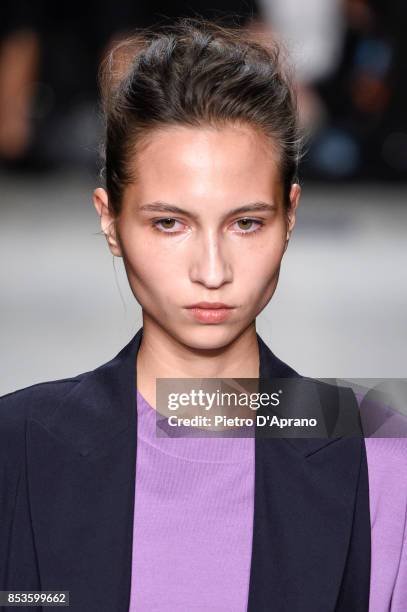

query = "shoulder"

[0,375,85,414]
[0,374,86,457]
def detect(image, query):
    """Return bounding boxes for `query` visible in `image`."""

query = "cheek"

[122,240,184,304]
[238,238,284,275]
[237,239,285,303]
[126,254,168,290]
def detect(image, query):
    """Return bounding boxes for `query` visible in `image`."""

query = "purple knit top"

[128,390,407,611]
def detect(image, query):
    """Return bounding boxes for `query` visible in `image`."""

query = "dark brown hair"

[97,16,302,216]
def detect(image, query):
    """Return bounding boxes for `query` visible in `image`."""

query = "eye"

[232,218,265,235]
[152,218,187,233]
[151,217,265,236]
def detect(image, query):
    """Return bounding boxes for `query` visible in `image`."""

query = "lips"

[184,303,235,324]
[186,302,234,309]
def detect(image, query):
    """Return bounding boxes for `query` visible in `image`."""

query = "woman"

[1,17,406,612]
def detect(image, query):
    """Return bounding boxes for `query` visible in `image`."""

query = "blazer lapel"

[27,326,370,612]
[247,335,371,611]
[27,329,143,612]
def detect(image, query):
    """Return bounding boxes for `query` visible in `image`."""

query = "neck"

[136,313,260,410]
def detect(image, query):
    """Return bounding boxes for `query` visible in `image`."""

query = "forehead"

[123,124,284,210]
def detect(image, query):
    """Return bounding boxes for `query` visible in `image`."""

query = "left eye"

[232,218,263,233]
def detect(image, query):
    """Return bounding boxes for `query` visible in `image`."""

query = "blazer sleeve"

[0,379,78,595]
[0,388,42,593]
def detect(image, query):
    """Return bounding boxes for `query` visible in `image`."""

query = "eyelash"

[151,217,265,237]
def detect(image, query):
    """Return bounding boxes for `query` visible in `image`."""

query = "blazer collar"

[27,326,370,611]
[33,326,339,458]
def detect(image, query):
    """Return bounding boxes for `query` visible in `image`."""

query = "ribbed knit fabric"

[365,437,407,611]
[128,390,255,611]
[129,391,407,611]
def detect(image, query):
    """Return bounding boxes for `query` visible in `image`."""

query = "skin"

[93,123,301,409]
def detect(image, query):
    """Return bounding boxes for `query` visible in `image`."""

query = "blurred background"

[1,0,406,394]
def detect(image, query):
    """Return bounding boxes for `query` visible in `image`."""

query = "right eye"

[152,218,187,234]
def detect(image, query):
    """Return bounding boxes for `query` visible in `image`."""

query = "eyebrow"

[138,201,277,220]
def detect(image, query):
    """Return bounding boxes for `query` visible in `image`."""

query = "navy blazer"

[0,326,370,611]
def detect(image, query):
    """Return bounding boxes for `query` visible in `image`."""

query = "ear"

[93,187,122,257]
[284,183,301,252]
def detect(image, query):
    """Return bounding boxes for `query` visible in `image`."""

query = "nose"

[189,229,233,288]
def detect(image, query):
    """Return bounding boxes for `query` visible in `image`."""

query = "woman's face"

[94,124,300,350]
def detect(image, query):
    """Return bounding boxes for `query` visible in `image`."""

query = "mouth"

[184,303,236,324]
[185,302,234,309]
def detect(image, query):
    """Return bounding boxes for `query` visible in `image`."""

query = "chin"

[177,324,238,351]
